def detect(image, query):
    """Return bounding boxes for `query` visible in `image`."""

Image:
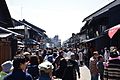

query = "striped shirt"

[104,58,120,80]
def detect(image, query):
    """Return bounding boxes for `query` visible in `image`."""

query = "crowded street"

[1,0,120,80]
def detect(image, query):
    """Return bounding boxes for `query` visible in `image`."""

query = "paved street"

[77,65,91,80]
[78,65,101,80]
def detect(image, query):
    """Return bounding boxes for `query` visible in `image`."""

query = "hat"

[1,61,13,72]
[23,52,30,55]
[38,61,54,70]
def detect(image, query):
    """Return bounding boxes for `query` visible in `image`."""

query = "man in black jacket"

[62,53,80,80]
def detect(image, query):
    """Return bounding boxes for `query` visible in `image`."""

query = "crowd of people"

[0,47,81,80]
[89,46,120,80]
[0,46,120,80]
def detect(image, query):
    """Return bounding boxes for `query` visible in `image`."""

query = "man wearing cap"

[0,61,13,80]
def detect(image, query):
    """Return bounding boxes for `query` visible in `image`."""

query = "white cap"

[38,61,54,69]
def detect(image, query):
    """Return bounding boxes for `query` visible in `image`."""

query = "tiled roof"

[83,0,119,22]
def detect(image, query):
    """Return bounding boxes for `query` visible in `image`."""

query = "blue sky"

[6,0,114,42]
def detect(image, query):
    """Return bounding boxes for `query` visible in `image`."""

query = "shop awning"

[108,24,120,39]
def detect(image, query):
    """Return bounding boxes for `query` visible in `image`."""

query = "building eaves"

[22,19,46,32]
[81,35,104,43]
[0,26,24,37]
[8,25,26,30]
[12,18,24,26]
[83,0,120,22]
[0,33,12,38]
[0,0,14,28]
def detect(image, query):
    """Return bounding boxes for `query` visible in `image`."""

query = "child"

[97,55,104,80]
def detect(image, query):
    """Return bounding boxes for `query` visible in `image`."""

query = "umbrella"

[108,24,120,38]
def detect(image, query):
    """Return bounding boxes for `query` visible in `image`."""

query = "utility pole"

[21,6,23,20]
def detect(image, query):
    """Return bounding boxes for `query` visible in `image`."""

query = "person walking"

[78,49,84,66]
[3,55,33,80]
[89,51,99,80]
[97,55,104,80]
[54,58,67,79]
[104,47,110,63]
[62,53,80,80]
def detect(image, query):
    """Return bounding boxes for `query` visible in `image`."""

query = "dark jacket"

[39,71,51,80]
[55,58,67,78]
[3,69,33,80]
[62,59,80,80]
[27,64,39,80]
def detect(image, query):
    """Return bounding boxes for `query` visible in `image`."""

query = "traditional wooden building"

[80,0,120,53]
[9,19,48,51]
[0,0,17,66]
[21,19,48,49]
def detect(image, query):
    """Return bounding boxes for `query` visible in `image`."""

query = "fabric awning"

[108,24,120,38]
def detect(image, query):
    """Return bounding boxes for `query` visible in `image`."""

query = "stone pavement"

[77,65,91,80]
[54,65,91,80]
[54,65,100,80]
